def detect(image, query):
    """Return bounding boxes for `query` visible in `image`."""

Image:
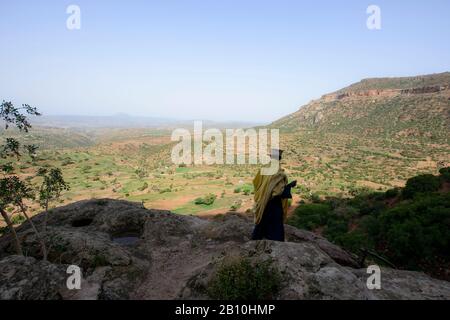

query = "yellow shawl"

[252,167,289,225]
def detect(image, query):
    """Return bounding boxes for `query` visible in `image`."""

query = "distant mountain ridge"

[28,114,179,129]
[29,114,260,129]
[0,114,261,150]
[271,72,450,142]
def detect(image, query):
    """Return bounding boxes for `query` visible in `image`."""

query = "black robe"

[251,184,292,242]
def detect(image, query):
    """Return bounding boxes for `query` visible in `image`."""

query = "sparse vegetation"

[288,169,450,280]
[207,258,281,300]
[194,193,217,206]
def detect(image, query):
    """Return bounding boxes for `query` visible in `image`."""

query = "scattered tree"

[37,167,70,231]
[0,100,68,260]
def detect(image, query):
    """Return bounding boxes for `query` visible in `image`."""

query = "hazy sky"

[1,0,449,123]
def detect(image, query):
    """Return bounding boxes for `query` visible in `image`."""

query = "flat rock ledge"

[0,199,448,300]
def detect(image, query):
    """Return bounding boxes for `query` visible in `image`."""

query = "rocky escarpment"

[320,85,449,102]
[0,199,449,300]
[270,72,450,142]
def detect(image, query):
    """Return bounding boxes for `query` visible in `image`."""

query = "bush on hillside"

[385,188,400,199]
[333,229,372,253]
[194,193,217,206]
[230,199,242,211]
[439,167,450,182]
[234,184,253,195]
[11,214,26,225]
[287,171,450,279]
[138,182,149,191]
[402,174,441,199]
[287,203,332,231]
[375,193,450,269]
[207,258,281,300]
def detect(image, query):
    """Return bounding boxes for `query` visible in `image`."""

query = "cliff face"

[0,199,449,300]
[320,85,448,101]
[271,72,450,142]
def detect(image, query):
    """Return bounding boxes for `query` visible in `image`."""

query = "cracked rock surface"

[1,199,449,300]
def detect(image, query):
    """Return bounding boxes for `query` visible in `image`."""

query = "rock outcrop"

[0,199,449,300]
[269,72,450,143]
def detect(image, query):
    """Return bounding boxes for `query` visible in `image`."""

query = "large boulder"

[182,240,450,300]
[0,255,66,300]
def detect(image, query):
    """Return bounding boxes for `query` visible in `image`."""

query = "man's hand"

[288,180,297,188]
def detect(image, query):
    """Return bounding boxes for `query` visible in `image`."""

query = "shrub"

[385,188,399,198]
[11,214,26,225]
[376,193,450,269]
[324,217,349,241]
[241,184,254,195]
[359,201,386,216]
[360,215,381,242]
[288,203,332,230]
[234,184,253,195]
[230,199,242,211]
[138,182,149,191]
[159,188,171,194]
[439,167,450,182]
[207,258,281,300]
[402,174,440,198]
[135,168,148,179]
[333,229,371,253]
[286,171,450,278]
[309,193,321,203]
[194,193,217,206]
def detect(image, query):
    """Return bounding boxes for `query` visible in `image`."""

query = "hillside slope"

[272,72,450,143]
[0,126,95,149]
[0,199,449,300]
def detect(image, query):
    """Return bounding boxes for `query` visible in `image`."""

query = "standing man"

[251,149,296,241]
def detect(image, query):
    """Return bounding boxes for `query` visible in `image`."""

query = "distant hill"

[29,114,261,130]
[0,114,261,150]
[271,72,450,143]
[0,126,95,149]
[28,114,180,129]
